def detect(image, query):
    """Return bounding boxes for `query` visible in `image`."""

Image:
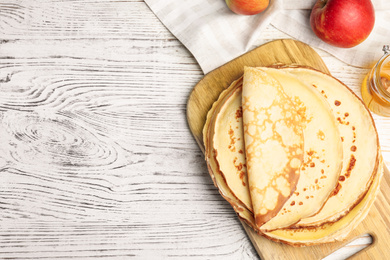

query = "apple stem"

[383,45,390,55]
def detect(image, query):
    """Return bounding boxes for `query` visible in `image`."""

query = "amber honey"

[361,45,390,116]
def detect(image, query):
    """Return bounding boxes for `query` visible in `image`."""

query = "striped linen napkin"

[145,0,390,74]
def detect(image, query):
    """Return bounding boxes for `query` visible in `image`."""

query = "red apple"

[310,0,375,48]
[225,0,269,16]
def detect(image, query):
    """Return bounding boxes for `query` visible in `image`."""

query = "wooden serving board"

[186,39,390,259]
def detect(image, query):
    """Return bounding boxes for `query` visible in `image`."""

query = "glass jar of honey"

[361,45,390,116]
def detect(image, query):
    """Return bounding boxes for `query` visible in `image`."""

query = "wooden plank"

[0,1,172,40]
[0,56,258,259]
[1,0,389,259]
[0,1,260,259]
[187,39,390,259]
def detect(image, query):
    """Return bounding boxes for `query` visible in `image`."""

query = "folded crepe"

[203,65,381,246]
[242,67,305,227]
[251,67,343,232]
[264,156,383,246]
[281,67,380,227]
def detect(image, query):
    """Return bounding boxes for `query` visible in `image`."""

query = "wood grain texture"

[0,0,389,259]
[187,39,390,259]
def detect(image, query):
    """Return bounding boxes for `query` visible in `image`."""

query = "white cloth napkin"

[145,0,390,74]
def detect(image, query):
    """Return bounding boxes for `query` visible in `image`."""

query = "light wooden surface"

[1,1,389,259]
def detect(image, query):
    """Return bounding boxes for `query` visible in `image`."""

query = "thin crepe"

[279,66,380,227]
[202,65,381,246]
[264,156,383,246]
[203,78,253,218]
[203,77,383,245]
[212,77,252,211]
[242,67,305,228]
[255,67,343,232]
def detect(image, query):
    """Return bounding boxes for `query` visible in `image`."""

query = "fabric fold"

[145,0,390,74]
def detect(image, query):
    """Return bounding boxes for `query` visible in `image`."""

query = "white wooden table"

[0,1,389,259]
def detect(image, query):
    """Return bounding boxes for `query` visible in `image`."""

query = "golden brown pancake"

[278,66,380,227]
[212,77,252,211]
[242,67,304,228]
[264,157,383,246]
[202,65,381,246]
[203,78,253,218]
[256,67,343,232]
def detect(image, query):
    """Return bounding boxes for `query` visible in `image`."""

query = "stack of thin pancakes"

[203,65,383,246]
